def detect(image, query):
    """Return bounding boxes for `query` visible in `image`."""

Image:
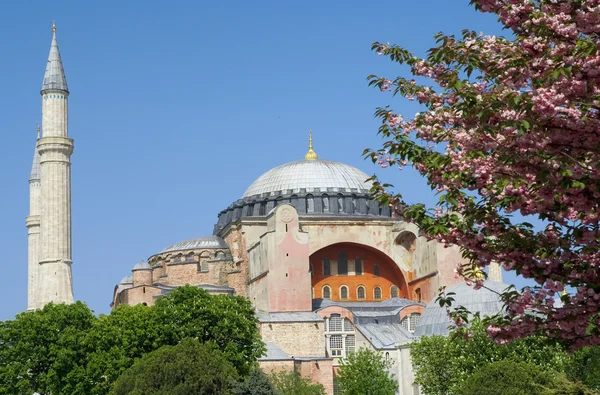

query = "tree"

[152,285,265,376]
[0,286,265,394]
[366,0,600,348]
[109,338,239,395]
[457,360,556,395]
[457,360,596,395]
[410,318,568,395]
[0,302,96,395]
[269,371,326,395]
[565,346,600,392]
[337,347,398,395]
[232,368,278,395]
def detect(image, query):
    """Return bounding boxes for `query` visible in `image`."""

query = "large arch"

[310,242,409,302]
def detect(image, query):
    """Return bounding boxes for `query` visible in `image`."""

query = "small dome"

[243,159,372,198]
[120,275,133,284]
[160,236,229,254]
[132,260,152,271]
[414,280,508,337]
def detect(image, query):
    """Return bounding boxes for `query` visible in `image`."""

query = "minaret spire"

[41,22,68,94]
[304,130,318,160]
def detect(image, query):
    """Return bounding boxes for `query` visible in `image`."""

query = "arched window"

[337,194,344,213]
[338,251,348,275]
[351,196,357,213]
[306,194,314,213]
[357,285,366,300]
[322,195,330,212]
[323,258,331,276]
[401,313,421,333]
[309,263,314,277]
[322,285,331,299]
[355,258,363,275]
[390,285,399,298]
[340,285,349,300]
[374,263,380,277]
[415,288,422,302]
[373,286,382,300]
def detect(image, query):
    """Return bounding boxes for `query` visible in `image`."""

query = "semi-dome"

[160,236,229,254]
[414,280,508,337]
[243,159,372,198]
[132,260,152,270]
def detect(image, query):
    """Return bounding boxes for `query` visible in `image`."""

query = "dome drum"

[214,190,393,235]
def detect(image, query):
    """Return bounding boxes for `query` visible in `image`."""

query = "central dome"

[243,159,373,198]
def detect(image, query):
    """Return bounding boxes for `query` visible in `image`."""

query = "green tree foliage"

[457,360,556,395]
[410,318,599,395]
[0,301,95,395]
[269,371,326,395]
[232,368,278,395]
[0,286,265,395]
[457,360,596,395]
[565,346,600,392]
[109,338,239,395]
[337,347,398,395]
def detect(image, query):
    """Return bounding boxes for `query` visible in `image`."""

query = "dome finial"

[305,130,318,160]
[52,21,56,34]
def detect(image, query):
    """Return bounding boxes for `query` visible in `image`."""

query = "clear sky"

[0,1,519,319]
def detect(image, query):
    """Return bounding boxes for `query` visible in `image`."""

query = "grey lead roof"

[256,311,323,323]
[259,342,291,360]
[132,260,152,271]
[414,280,509,337]
[30,145,40,181]
[355,322,414,349]
[160,236,229,253]
[41,30,68,93]
[243,159,373,198]
[313,297,419,311]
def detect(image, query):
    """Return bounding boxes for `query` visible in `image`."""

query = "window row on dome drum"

[215,192,393,230]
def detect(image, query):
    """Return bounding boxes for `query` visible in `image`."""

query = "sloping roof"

[259,342,291,360]
[41,30,68,93]
[160,236,229,253]
[355,322,414,349]
[256,311,323,323]
[313,297,421,311]
[414,280,509,337]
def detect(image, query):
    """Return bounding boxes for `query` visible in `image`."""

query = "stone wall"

[260,321,325,357]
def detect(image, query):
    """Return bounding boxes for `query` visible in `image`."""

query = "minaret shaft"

[32,24,74,308]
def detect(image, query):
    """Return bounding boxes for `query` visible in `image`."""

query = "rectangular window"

[338,251,348,275]
[200,261,209,272]
[330,335,343,356]
[323,259,331,276]
[345,335,356,356]
[355,258,363,275]
[329,315,343,332]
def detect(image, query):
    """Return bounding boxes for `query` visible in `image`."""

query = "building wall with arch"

[310,242,408,301]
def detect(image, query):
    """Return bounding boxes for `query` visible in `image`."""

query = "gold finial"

[37,123,40,139]
[52,21,56,34]
[474,267,485,279]
[304,130,318,160]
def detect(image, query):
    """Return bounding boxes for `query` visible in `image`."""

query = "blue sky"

[0,1,518,319]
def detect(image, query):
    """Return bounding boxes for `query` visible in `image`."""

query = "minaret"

[26,125,42,311]
[35,23,74,307]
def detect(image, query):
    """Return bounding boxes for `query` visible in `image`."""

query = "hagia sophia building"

[26,26,507,394]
